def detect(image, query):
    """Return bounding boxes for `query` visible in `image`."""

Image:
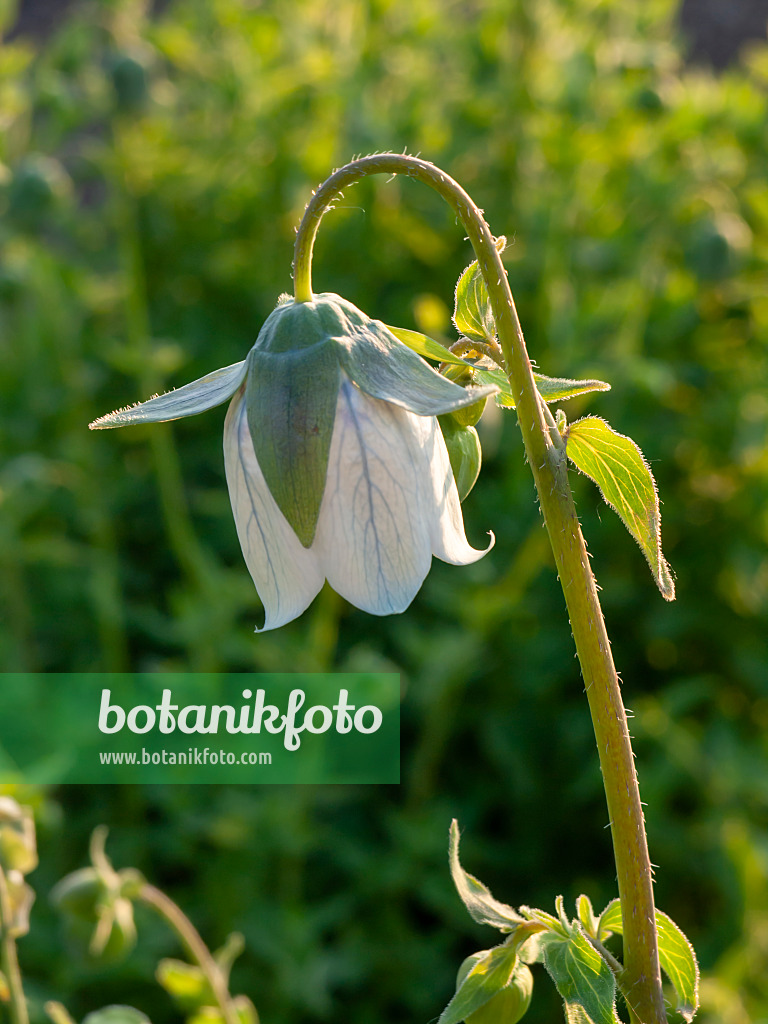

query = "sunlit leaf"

[449,820,522,932]
[565,417,675,600]
[598,900,699,1021]
[541,931,620,1024]
[438,944,519,1024]
[577,895,599,938]
[386,325,475,367]
[156,959,212,1011]
[473,367,611,410]
[454,260,496,343]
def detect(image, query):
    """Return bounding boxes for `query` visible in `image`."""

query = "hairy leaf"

[565,417,675,600]
[541,931,620,1024]
[473,367,611,410]
[454,260,496,343]
[438,944,519,1024]
[449,820,522,932]
[598,901,699,1021]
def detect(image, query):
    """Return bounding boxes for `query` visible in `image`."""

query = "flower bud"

[51,829,142,963]
[109,52,149,114]
[0,797,38,876]
[50,867,104,922]
[456,953,533,1024]
[438,417,482,501]
[450,395,487,428]
[90,896,137,961]
[3,869,35,938]
[6,155,71,230]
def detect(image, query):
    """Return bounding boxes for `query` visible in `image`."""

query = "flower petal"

[313,378,434,615]
[90,361,248,429]
[427,419,495,565]
[224,388,325,631]
[335,320,497,415]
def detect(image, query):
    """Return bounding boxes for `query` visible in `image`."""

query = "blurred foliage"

[1,0,768,1021]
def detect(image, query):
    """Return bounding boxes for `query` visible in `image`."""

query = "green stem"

[294,154,666,1024]
[0,867,29,1024]
[138,884,239,1024]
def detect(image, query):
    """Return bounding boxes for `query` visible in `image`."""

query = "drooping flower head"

[91,293,497,630]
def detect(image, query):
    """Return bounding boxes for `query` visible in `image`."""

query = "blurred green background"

[1,0,768,1021]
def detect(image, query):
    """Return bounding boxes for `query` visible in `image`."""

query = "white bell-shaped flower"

[90,293,496,630]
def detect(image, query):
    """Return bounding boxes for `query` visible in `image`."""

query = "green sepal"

[449,820,523,932]
[336,319,497,416]
[439,944,520,1024]
[598,901,699,1022]
[246,342,340,549]
[89,361,248,429]
[539,930,620,1024]
[253,293,368,354]
[438,418,481,502]
[565,417,675,600]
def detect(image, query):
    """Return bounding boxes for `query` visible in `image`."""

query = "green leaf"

[155,959,213,1011]
[519,905,569,939]
[449,820,522,932]
[387,325,611,412]
[386,325,476,368]
[454,260,496,344]
[565,416,675,600]
[541,931,620,1024]
[89,361,248,429]
[597,901,699,1022]
[246,343,340,548]
[439,944,519,1024]
[473,367,611,410]
[82,1008,152,1024]
[187,997,258,1024]
[337,321,497,415]
[577,896,599,939]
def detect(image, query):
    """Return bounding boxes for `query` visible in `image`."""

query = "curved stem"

[294,155,667,1024]
[138,884,239,1024]
[0,866,29,1024]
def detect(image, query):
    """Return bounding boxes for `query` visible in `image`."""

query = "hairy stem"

[294,154,666,1024]
[139,884,239,1024]
[0,866,29,1024]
